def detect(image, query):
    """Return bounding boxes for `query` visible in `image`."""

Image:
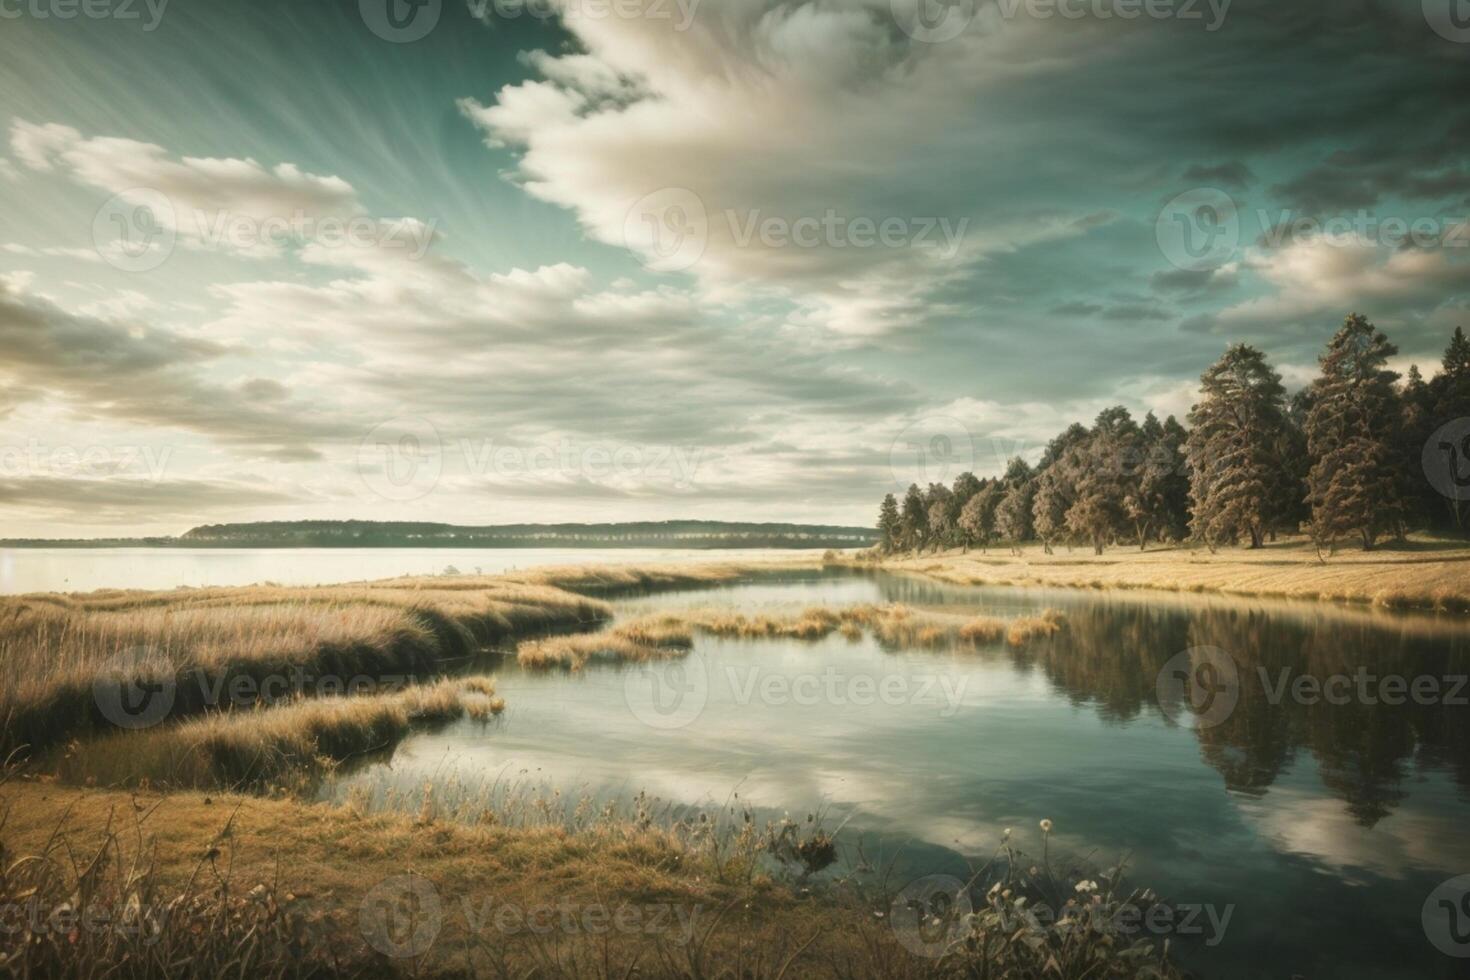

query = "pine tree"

[1185,344,1289,549]
[1065,407,1139,554]
[1303,313,1403,551]
[877,494,900,553]
[1427,327,1470,533]
[900,484,928,553]
[1123,411,1189,549]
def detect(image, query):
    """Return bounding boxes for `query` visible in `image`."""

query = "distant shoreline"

[1,518,878,551]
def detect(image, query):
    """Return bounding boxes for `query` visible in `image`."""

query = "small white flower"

[1075,880,1098,894]
[1039,818,1053,834]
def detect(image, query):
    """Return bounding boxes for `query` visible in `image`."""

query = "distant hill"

[3,520,877,550]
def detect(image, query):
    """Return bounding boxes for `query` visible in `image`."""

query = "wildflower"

[1002,827,1012,839]
[1039,818,1053,834]
[1075,880,1098,894]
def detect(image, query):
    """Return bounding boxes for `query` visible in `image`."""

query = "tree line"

[877,315,1470,556]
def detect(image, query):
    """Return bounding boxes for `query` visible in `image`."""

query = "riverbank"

[838,535,1470,612]
[0,559,815,755]
[0,780,1184,979]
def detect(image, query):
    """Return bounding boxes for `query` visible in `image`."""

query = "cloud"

[9,120,360,258]
[0,276,347,460]
[457,0,1114,337]
[0,474,297,525]
[1182,161,1255,191]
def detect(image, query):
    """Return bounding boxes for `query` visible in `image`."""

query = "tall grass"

[50,677,506,791]
[517,614,695,669]
[0,578,606,755]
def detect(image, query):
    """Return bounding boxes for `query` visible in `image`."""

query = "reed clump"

[516,614,694,670]
[682,603,1067,650]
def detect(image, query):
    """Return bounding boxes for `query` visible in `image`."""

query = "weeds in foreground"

[0,773,1188,979]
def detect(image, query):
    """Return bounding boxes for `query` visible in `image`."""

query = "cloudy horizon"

[2,0,1469,537]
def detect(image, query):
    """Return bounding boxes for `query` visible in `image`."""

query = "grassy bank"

[0,560,809,756]
[0,779,1188,979]
[841,534,1470,612]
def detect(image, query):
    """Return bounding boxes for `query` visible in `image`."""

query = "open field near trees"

[846,535,1470,612]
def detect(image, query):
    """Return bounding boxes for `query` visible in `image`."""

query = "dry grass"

[520,604,1068,667]
[50,677,505,791]
[842,534,1470,612]
[516,614,695,670]
[0,780,1186,979]
[0,577,609,755]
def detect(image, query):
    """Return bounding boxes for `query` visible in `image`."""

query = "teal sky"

[1,0,1468,535]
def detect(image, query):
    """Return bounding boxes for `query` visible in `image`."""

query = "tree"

[1032,464,1073,554]
[922,483,954,551]
[929,497,954,551]
[1304,313,1403,551]
[1124,412,1189,549]
[1185,344,1290,549]
[996,458,1036,545]
[1398,364,1439,533]
[1426,327,1470,533]
[958,481,1002,552]
[900,484,928,553]
[877,494,900,553]
[1064,407,1140,554]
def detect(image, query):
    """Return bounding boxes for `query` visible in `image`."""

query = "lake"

[0,547,824,594]
[317,567,1470,980]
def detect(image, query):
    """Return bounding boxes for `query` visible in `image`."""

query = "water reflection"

[317,569,1470,979]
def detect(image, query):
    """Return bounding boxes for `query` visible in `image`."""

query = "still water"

[0,547,822,594]
[320,569,1470,980]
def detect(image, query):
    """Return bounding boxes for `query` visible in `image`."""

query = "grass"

[516,603,1068,669]
[516,614,695,670]
[0,577,609,755]
[49,677,506,792]
[0,558,822,756]
[841,533,1470,612]
[0,778,1187,979]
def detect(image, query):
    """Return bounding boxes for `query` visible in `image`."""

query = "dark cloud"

[1182,162,1256,191]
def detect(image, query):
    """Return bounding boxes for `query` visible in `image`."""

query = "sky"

[1,0,1468,537]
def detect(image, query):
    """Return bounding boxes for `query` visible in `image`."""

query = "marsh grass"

[518,603,1068,669]
[516,614,695,670]
[49,676,505,792]
[0,578,607,755]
